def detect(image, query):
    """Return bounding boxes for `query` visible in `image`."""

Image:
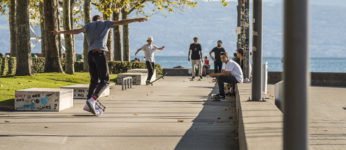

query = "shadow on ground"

[174,84,239,150]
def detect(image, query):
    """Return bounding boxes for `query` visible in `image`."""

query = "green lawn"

[0,73,117,106]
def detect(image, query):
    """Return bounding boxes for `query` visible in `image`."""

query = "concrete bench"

[117,72,148,85]
[122,77,133,90]
[15,88,73,112]
[128,69,156,81]
[61,84,110,99]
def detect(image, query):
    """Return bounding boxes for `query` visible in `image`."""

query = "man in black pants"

[53,15,147,116]
[135,36,165,85]
[209,53,243,100]
[209,40,228,73]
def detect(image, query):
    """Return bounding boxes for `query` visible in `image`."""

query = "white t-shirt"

[225,60,244,83]
[139,44,159,62]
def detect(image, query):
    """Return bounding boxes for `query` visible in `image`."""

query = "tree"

[39,0,46,57]
[63,0,74,74]
[83,0,91,71]
[9,0,16,57]
[15,0,32,75]
[120,0,199,62]
[44,0,64,72]
[103,3,113,61]
[113,10,122,61]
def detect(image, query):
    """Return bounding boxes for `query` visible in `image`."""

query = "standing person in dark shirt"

[188,37,203,80]
[209,40,228,73]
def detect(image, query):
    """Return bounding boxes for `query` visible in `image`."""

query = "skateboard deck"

[148,73,168,86]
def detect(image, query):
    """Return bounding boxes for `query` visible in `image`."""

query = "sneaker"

[146,80,150,85]
[86,97,97,115]
[212,94,225,101]
[83,103,91,112]
[199,76,203,79]
[191,76,195,80]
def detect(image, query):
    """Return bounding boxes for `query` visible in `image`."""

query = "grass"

[0,72,117,107]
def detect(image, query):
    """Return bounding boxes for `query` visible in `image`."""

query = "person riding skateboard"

[53,15,147,116]
[135,36,165,85]
[209,53,243,100]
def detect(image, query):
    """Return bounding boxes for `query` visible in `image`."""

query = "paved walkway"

[267,85,346,150]
[0,77,237,150]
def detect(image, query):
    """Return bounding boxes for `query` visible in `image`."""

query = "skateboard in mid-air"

[95,100,106,112]
[148,73,168,86]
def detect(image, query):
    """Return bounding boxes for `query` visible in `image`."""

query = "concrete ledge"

[61,84,110,99]
[128,69,156,81]
[236,83,283,150]
[15,88,73,112]
[117,73,147,85]
[268,72,346,86]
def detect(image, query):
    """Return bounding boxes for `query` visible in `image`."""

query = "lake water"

[132,56,346,72]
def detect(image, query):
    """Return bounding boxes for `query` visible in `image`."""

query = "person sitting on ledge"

[209,52,243,100]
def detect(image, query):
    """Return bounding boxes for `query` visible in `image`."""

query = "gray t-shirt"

[84,21,115,51]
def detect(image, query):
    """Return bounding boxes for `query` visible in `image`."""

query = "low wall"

[235,83,283,150]
[163,69,346,86]
[269,72,346,86]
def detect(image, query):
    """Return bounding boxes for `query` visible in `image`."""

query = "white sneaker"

[86,97,97,115]
[83,103,91,112]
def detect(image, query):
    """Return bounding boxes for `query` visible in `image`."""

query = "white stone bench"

[15,88,73,112]
[122,77,133,90]
[117,73,148,85]
[128,69,156,81]
[61,84,110,99]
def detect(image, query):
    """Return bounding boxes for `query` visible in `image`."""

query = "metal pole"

[283,0,309,149]
[251,0,262,101]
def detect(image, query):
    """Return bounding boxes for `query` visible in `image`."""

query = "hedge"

[0,57,9,76]
[7,57,16,76]
[0,57,3,75]
[31,57,163,75]
[0,57,163,76]
[32,57,45,73]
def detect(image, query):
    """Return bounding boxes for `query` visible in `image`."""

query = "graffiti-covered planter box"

[15,88,73,112]
[61,84,110,99]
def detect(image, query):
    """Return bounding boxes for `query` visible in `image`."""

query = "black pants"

[214,61,223,73]
[87,52,110,99]
[146,61,155,82]
[216,74,238,97]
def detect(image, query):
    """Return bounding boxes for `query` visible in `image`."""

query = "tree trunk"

[113,11,122,61]
[57,3,63,59]
[63,0,74,74]
[44,0,64,73]
[9,0,16,57]
[122,9,130,62]
[103,13,113,61]
[70,0,75,62]
[83,0,91,72]
[39,0,46,57]
[15,0,32,76]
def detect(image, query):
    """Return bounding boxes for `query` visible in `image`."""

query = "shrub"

[32,57,45,73]
[7,57,16,76]
[1,56,163,75]
[74,61,84,72]
[0,57,9,76]
[0,57,3,75]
